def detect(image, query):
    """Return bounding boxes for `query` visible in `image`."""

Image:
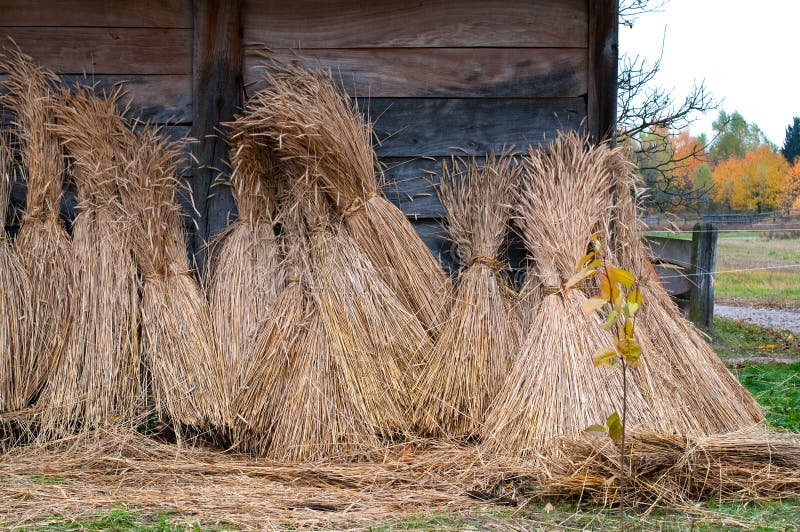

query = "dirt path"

[715,304,800,334]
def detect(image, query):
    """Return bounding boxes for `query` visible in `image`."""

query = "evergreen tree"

[780,116,800,164]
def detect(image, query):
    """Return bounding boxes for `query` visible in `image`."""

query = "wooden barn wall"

[1,0,618,267]
[0,0,193,228]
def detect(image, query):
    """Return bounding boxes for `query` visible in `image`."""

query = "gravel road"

[715,305,800,334]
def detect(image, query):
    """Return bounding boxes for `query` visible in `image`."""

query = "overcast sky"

[619,0,800,145]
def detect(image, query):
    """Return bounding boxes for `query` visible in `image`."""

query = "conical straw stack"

[122,127,228,433]
[38,86,139,434]
[483,133,655,458]
[0,49,73,412]
[413,153,520,437]
[208,132,282,398]
[0,132,32,415]
[611,163,763,433]
[241,62,450,335]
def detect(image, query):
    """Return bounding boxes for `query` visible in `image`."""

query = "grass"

[714,233,800,308]
[28,507,212,531]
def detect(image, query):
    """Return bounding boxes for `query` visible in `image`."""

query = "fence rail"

[644,209,800,229]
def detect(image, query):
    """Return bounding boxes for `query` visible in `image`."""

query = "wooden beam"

[587,0,619,142]
[0,0,192,28]
[689,223,718,330]
[189,0,243,266]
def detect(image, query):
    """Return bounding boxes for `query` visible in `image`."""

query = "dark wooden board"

[366,98,586,158]
[0,0,192,28]
[244,48,587,98]
[0,74,191,123]
[0,28,191,75]
[244,0,587,48]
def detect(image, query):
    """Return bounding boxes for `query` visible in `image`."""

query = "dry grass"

[122,127,228,433]
[612,167,765,434]
[1,424,798,528]
[483,134,656,458]
[208,129,282,397]
[542,427,800,506]
[0,133,32,414]
[413,154,520,437]
[0,48,73,412]
[36,86,140,435]
[242,61,450,334]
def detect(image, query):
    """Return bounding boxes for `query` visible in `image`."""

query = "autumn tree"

[783,159,800,211]
[709,111,770,164]
[712,145,789,212]
[780,117,800,164]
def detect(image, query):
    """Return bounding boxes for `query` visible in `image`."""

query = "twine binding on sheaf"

[342,192,379,218]
[466,254,504,272]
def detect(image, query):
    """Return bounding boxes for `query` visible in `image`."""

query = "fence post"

[689,222,717,330]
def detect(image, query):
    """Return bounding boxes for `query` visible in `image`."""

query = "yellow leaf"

[607,412,623,444]
[582,297,607,317]
[616,337,642,367]
[592,347,618,367]
[576,251,595,270]
[585,424,607,436]
[565,268,597,290]
[627,287,642,305]
[756,344,776,350]
[608,267,635,289]
[623,319,634,338]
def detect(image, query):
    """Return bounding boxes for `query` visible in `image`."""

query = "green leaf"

[592,347,618,367]
[607,412,623,444]
[585,424,607,436]
[623,319,634,338]
[582,297,607,317]
[623,301,640,318]
[603,310,619,331]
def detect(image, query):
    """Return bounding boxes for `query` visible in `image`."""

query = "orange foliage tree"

[784,159,800,211]
[712,145,789,212]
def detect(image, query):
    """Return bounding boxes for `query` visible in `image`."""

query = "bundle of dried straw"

[0,133,32,415]
[242,62,450,335]
[483,133,655,458]
[0,49,73,413]
[610,165,764,433]
[37,86,140,434]
[542,427,800,506]
[208,131,282,398]
[122,127,228,433]
[413,154,520,437]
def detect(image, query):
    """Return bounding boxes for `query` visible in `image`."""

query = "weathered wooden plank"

[245,48,587,98]
[0,0,192,28]
[189,0,243,264]
[588,0,619,141]
[0,28,191,75]
[367,98,586,158]
[689,222,717,330]
[244,0,587,48]
[0,74,191,123]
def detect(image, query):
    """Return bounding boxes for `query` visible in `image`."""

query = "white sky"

[619,0,800,146]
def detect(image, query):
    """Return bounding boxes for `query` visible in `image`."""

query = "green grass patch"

[27,507,224,531]
[714,234,800,308]
[28,473,67,485]
[735,362,800,432]
[711,317,800,362]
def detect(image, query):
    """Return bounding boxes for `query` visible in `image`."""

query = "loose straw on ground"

[413,153,520,437]
[242,62,450,336]
[0,133,32,415]
[208,132,282,398]
[122,127,228,434]
[483,133,655,458]
[38,86,140,435]
[0,49,73,413]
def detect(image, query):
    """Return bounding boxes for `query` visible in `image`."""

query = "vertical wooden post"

[689,222,718,330]
[190,0,243,269]
[588,0,619,143]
